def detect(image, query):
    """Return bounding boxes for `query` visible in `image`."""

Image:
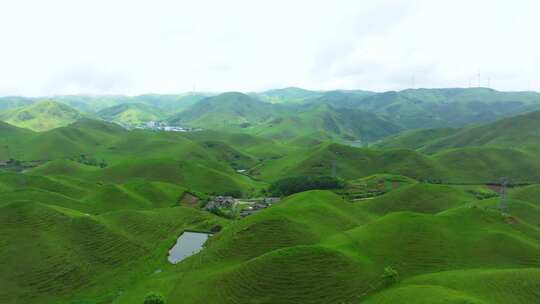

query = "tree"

[381,266,399,285]
[144,292,165,304]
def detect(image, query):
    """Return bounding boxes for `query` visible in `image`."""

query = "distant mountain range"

[2,88,540,143]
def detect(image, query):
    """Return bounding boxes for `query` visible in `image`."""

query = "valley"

[1,88,540,304]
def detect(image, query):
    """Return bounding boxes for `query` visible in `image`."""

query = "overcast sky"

[1,0,539,96]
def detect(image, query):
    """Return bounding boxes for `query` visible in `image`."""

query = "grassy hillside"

[31,93,211,114]
[0,121,33,159]
[1,118,264,195]
[247,104,402,143]
[251,141,540,183]
[2,100,540,304]
[313,88,540,129]
[375,128,458,150]
[169,92,401,143]
[0,200,222,304]
[168,92,286,129]
[110,188,540,304]
[422,110,540,153]
[96,103,165,126]
[254,87,324,104]
[0,101,83,131]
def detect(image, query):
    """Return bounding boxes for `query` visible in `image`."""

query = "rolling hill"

[0,101,83,131]
[0,93,212,114]
[96,103,165,126]
[310,88,540,129]
[2,89,540,304]
[0,118,265,195]
[0,199,222,303]
[0,120,33,138]
[169,92,401,143]
[254,87,324,104]
[421,110,540,153]
[375,128,458,150]
[110,189,540,304]
[248,103,402,143]
[251,140,540,183]
[167,92,285,129]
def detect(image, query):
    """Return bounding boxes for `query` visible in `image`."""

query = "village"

[0,159,45,172]
[133,121,201,132]
[204,195,281,217]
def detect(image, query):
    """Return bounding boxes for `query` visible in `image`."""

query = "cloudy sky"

[0,0,539,96]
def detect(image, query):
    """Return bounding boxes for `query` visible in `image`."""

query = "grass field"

[108,188,540,304]
[1,110,540,303]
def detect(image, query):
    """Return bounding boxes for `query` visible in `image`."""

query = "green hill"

[1,118,264,195]
[168,92,284,129]
[38,93,212,114]
[314,88,540,129]
[0,200,221,303]
[0,120,31,134]
[254,87,323,104]
[304,90,376,108]
[96,103,165,126]
[111,189,540,304]
[251,141,540,183]
[375,128,458,150]
[248,104,402,143]
[0,101,83,131]
[422,110,540,153]
[2,94,540,304]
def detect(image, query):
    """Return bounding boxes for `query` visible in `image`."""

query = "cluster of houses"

[0,159,44,172]
[204,196,236,210]
[204,196,281,217]
[133,121,200,132]
[239,197,280,217]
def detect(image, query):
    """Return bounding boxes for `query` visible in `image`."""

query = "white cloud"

[0,0,539,96]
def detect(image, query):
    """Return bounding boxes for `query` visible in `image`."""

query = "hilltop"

[0,101,82,131]
[254,87,324,103]
[2,87,540,137]
[308,88,540,129]
[168,92,285,129]
[96,103,165,126]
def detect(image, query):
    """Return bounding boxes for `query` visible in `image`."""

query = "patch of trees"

[209,189,242,198]
[72,154,108,168]
[6,158,22,166]
[268,175,345,196]
[144,292,165,304]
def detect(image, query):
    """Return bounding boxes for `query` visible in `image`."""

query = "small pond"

[168,231,211,264]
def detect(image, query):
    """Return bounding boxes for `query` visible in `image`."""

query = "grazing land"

[1,88,540,303]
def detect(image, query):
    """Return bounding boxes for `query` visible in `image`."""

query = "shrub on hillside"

[381,266,399,286]
[144,292,165,304]
[268,175,345,196]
